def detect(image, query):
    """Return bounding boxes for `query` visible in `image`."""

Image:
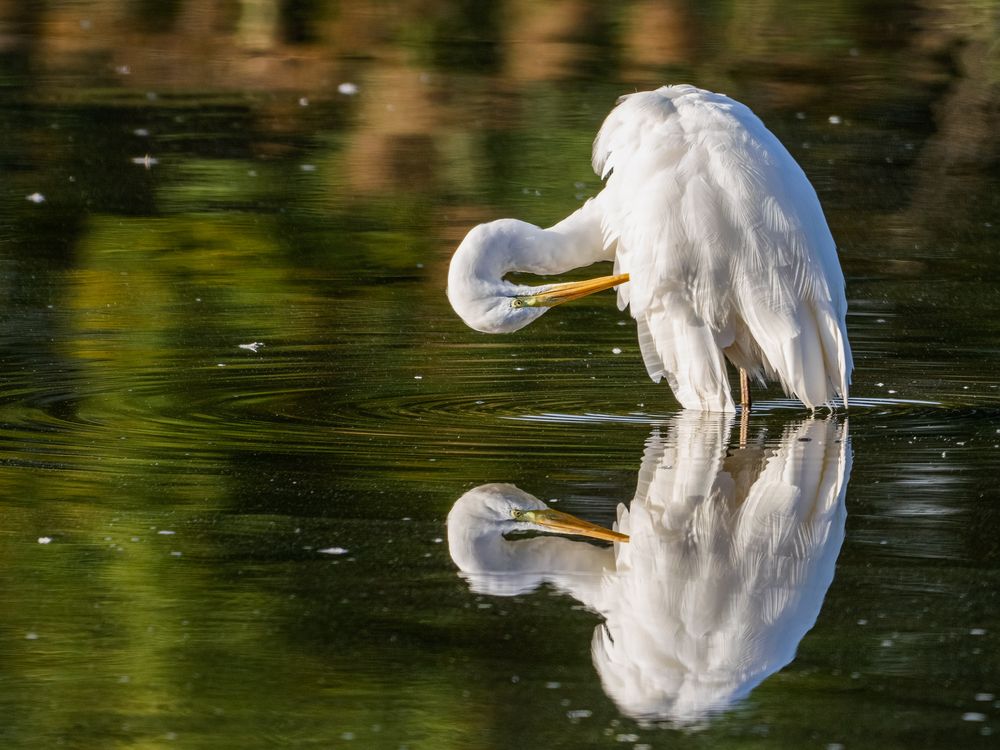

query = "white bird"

[447,85,852,411]
[595,414,850,722]
[446,414,851,723]
[447,483,626,597]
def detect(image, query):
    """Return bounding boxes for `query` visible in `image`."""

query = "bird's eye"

[511,509,525,519]
[511,298,525,308]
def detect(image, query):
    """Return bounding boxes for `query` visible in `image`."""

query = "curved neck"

[518,196,613,275]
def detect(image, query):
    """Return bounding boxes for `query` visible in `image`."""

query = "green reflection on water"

[0,0,998,748]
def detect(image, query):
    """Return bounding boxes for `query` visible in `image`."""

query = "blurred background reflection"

[0,2,997,748]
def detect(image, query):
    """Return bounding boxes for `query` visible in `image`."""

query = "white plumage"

[445,414,852,722]
[447,85,852,411]
[594,414,850,721]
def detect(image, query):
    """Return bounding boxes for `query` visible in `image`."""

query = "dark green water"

[0,2,998,748]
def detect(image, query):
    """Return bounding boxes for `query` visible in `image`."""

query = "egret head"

[447,483,629,544]
[447,483,626,596]
[447,220,628,334]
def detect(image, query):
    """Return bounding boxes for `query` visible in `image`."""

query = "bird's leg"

[739,368,752,412]
[738,368,751,447]
[739,396,749,448]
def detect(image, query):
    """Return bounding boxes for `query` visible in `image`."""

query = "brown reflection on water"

[2,0,993,211]
[903,2,998,233]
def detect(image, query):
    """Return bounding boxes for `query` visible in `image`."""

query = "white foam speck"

[975,693,994,701]
[829,115,842,124]
[25,632,39,640]
[239,342,264,352]
[26,192,45,203]
[37,536,52,544]
[158,530,175,535]
[612,347,622,355]
[970,628,987,635]
[566,709,592,720]
[338,82,359,95]
[962,712,987,722]
[319,547,349,555]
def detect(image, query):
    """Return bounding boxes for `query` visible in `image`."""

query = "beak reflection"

[515,507,629,543]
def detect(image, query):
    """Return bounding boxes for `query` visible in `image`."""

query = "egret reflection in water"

[447,414,851,722]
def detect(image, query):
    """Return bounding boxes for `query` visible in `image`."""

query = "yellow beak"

[517,508,629,543]
[516,273,629,308]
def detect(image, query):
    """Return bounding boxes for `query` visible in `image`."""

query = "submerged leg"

[739,368,752,411]
[739,399,750,447]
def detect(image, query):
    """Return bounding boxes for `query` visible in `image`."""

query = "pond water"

[1,2,998,748]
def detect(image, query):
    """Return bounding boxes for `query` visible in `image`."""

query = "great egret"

[447,85,852,411]
[447,484,627,597]
[447,414,851,722]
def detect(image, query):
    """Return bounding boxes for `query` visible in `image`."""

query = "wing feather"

[593,85,852,409]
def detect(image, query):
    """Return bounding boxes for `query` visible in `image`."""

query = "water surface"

[0,2,998,748]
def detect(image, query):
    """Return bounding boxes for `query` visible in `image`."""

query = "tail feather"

[637,302,735,412]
